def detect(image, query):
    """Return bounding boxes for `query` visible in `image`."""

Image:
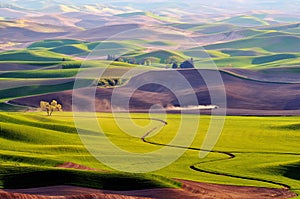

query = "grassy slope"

[50,44,91,56]
[0,60,155,103]
[221,49,262,57]
[131,50,188,64]
[116,11,179,23]
[28,39,145,55]
[193,53,300,68]
[190,23,238,34]
[2,34,300,69]
[0,80,89,102]
[0,69,81,79]
[203,34,300,52]
[221,15,270,26]
[27,39,84,49]
[0,112,299,196]
[1,166,180,190]
[0,112,180,190]
[0,49,73,62]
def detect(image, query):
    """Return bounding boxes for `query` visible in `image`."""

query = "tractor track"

[141,117,298,192]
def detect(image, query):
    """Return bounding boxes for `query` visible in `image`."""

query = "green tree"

[143,58,152,66]
[40,100,62,116]
[172,62,178,69]
[166,56,181,64]
[180,58,194,69]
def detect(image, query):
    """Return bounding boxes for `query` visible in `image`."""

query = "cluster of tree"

[107,54,194,68]
[98,78,127,87]
[107,54,152,65]
[172,58,194,69]
[40,100,62,116]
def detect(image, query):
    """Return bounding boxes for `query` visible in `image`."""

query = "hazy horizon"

[1,0,300,14]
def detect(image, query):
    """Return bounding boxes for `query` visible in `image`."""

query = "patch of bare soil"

[0,189,149,199]
[11,69,300,115]
[56,162,99,171]
[0,179,296,199]
[222,67,300,83]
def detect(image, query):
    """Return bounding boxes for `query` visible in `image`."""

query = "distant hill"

[204,35,300,52]
[28,39,84,49]
[69,24,142,40]
[0,8,27,18]
[26,39,146,57]
[11,69,300,115]
[193,24,238,34]
[131,50,187,64]
[221,15,270,27]
[0,49,72,61]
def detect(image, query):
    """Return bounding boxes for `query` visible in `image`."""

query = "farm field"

[0,112,299,197]
[1,0,300,198]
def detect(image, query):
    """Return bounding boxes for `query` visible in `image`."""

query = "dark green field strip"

[0,166,180,190]
[0,50,73,62]
[28,39,85,49]
[0,102,27,112]
[203,35,300,53]
[0,61,62,67]
[252,54,298,65]
[0,79,92,101]
[0,69,80,79]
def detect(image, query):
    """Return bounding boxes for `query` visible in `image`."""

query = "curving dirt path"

[140,117,297,197]
[143,135,295,189]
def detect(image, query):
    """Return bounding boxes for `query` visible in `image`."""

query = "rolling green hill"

[259,23,300,32]
[0,80,90,102]
[221,49,262,57]
[193,53,300,68]
[51,44,91,55]
[0,112,299,196]
[0,69,81,79]
[116,11,179,23]
[27,39,146,57]
[116,11,148,18]
[204,35,300,52]
[131,50,188,64]
[0,49,72,62]
[0,112,180,190]
[28,39,84,49]
[192,23,238,34]
[221,15,270,27]
[167,23,205,30]
[252,54,298,65]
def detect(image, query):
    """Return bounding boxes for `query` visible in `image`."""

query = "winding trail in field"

[141,117,299,191]
[0,114,297,198]
[7,112,298,191]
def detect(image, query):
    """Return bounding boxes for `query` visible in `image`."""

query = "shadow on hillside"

[276,123,300,131]
[282,162,300,181]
